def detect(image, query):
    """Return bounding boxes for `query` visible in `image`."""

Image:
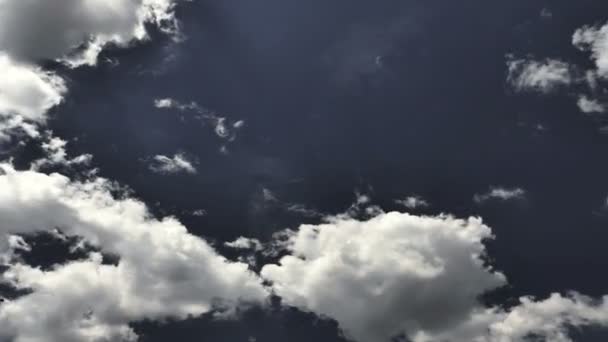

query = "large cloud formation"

[0,55,66,140]
[0,0,178,139]
[261,212,608,342]
[0,164,267,342]
[0,0,177,66]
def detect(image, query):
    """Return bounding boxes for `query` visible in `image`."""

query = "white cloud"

[577,95,606,113]
[31,136,93,169]
[148,153,197,174]
[0,0,179,140]
[0,54,66,139]
[0,0,179,67]
[260,211,608,342]
[573,23,608,78]
[154,97,198,111]
[0,164,268,342]
[261,212,506,342]
[506,58,574,93]
[394,196,429,210]
[225,237,264,252]
[474,187,526,203]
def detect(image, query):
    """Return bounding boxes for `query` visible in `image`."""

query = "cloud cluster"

[0,55,66,140]
[573,24,608,78]
[0,0,178,140]
[0,163,267,342]
[0,0,178,66]
[261,212,507,342]
[507,21,608,116]
[260,212,608,342]
[506,57,574,93]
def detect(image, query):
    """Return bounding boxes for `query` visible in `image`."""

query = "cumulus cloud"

[506,57,574,93]
[260,211,608,342]
[0,0,180,140]
[0,163,268,342]
[261,212,507,342]
[577,95,606,113]
[0,54,66,140]
[507,21,608,118]
[0,0,179,67]
[148,153,197,174]
[573,23,608,78]
[31,136,93,169]
[473,187,526,204]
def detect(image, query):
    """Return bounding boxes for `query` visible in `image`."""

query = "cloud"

[154,97,198,111]
[261,212,506,342]
[0,54,66,140]
[573,23,608,78]
[148,153,197,174]
[0,163,268,342]
[260,211,608,342]
[506,57,575,93]
[31,135,93,170]
[225,237,264,252]
[0,0,179,140]
[394,196,429,210]
[507,21,608,118]
[473,187,526,204]
[153,98,245,142]
[577,95,606,113]
[0,0,179,67]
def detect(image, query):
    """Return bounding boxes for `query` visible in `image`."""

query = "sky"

[2,0,608,341]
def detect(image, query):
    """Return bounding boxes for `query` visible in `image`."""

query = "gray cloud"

[473,187,526,204]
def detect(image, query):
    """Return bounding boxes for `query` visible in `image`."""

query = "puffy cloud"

[508,22,608,118]
[577,95,606,113]
[486,293,608,342]
[31,136,93,169]
[0,0,179,67]
[573,23,608,78]
[473,187,526,204]
[0,54,66,139]
[0,164,268,342]
[506,57,574,93]
[148,153,197,174]
[260,211,608,342]
[0,0,180,140]
[415,292,608,342]
[261,212,507,342]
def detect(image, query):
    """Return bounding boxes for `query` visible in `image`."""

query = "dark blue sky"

[4,0,608,341]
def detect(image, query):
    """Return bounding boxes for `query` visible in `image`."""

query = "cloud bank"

[0,164,267,342]
[260,212,608,342]
[0,0,179,140]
